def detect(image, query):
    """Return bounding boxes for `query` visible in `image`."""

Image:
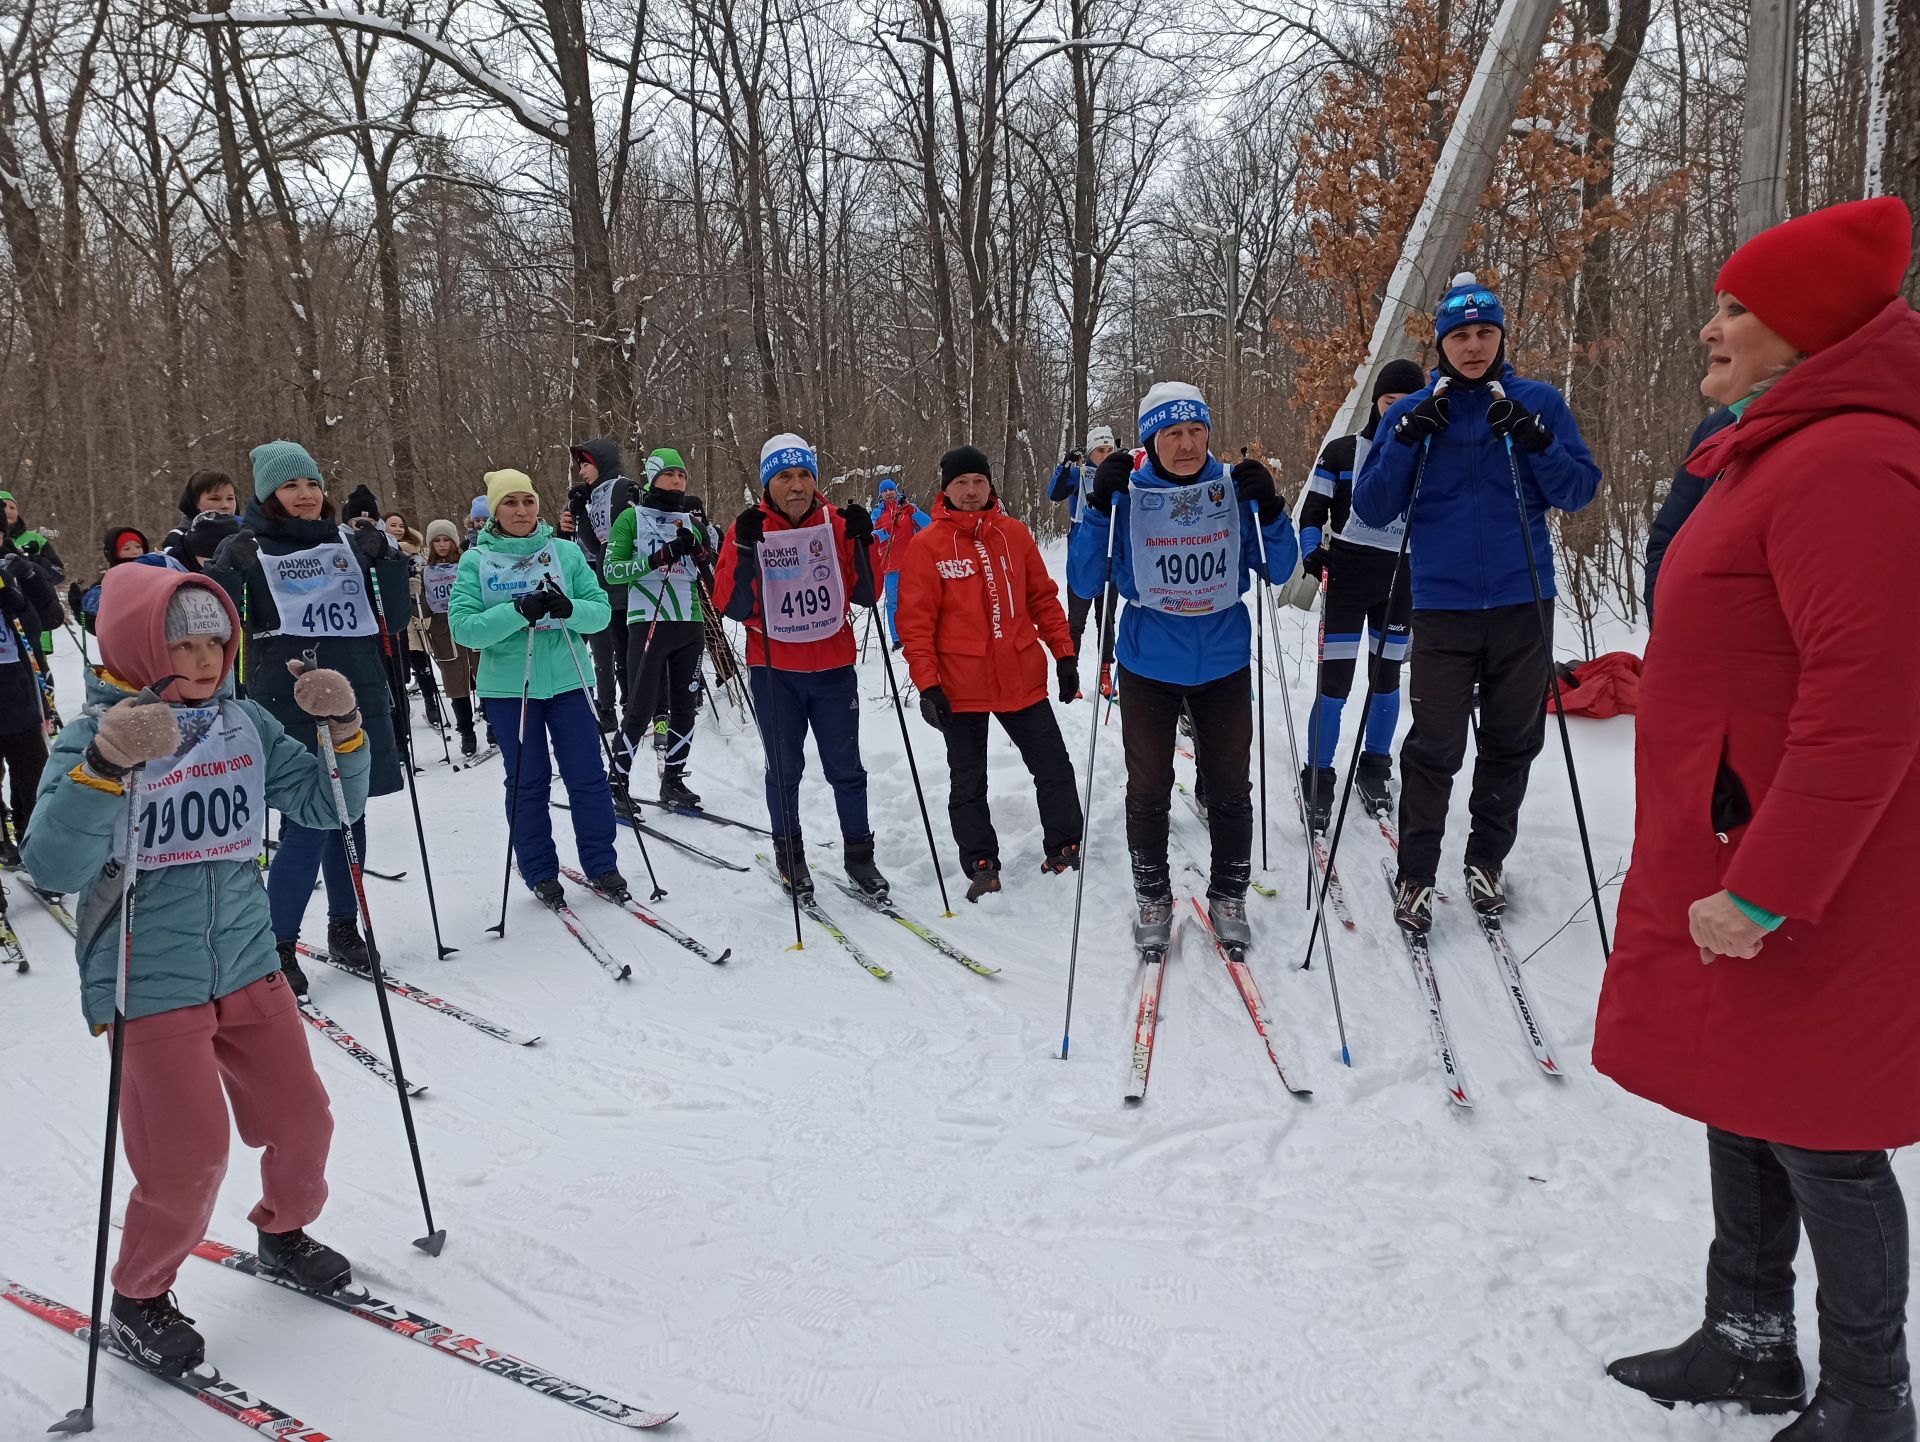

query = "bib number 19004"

[141,784,253,852]
[1152,547,1228,587]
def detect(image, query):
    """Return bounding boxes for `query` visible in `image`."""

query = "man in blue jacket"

[1047,425,1118,691]
[1352,274,1601,933]
[1069,381,1296,952]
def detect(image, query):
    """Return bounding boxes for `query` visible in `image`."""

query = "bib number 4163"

[300,600,360,634]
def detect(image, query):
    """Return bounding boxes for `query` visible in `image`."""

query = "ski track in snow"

[4,545,1913,1441]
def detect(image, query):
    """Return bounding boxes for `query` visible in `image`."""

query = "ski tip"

[1122,1093,1143,1106]
[413,1229,448,1257]
[617,966,633,982]
[711,948,732,965]
[47,1405,95,1434]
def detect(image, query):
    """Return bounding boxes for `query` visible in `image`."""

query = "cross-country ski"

[297,942,542,1045]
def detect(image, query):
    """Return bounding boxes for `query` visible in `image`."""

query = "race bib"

[632,508,701,615]
[477,547,565,630]
[587,477,623,543]
[259,541,376,637]
[422,562,458,615]
[129,705,265,869]
[1128,476,1241,616]
[758,516,846,643]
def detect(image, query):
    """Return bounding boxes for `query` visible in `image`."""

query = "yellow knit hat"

[484,468,537,514]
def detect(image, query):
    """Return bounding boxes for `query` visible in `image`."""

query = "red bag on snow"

[1546,651,1642,718]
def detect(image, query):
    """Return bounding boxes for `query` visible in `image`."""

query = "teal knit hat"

[250,439,322,502]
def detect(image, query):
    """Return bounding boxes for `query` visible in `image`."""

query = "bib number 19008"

[778,584,833,620]
[1153,547,1228,587]
[141,784,252,852]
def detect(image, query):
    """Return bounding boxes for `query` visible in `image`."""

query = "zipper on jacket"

[205,862,220,1001]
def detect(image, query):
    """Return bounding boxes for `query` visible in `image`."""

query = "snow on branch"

[186,7,568,144]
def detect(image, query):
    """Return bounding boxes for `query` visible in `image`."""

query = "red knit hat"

[1715,196,1914,355]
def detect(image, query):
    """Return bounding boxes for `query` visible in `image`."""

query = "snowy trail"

[4,554,1912,1440]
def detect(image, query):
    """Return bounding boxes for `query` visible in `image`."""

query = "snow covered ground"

[4,550,1911,1441]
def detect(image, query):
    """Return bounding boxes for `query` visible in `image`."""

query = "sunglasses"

[1441,290,1499,314]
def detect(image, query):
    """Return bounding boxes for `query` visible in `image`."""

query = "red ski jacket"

[712,495,876,672]
[1546,652,1642,719]
[896,497,1073,713]
[1595,298,1920,1149]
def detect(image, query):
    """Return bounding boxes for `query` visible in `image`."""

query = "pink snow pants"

[112,971,334,1299]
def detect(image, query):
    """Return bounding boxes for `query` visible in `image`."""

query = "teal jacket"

[448,523,610,700]
[21,668,371,1027]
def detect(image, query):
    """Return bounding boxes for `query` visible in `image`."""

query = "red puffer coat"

[1594,298,1920,1149]
[896,497,1074,713]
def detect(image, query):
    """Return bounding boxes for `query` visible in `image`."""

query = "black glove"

[839,504,875,544]
[539,579,573,620]
[1089,450,1133,514]
[1231,457,1277,508]
[1301,548,1327,581]
[649,530,704,570]
[348,520,389,564]
[211,529,260,573]
[0,571,28,620]
[1056,657,1079,704]
[1063,449,1083,467]
[1392,392,1451,446]
[734,506,765,551]
[919,685,952,729]
[1487,395,1553,454]
[513,589,554,624]
[188,511,242,560]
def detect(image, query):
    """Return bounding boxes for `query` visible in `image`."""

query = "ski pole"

[1490,380,1611,960]
[1301,380,1450,974]
[306,667,445,1257]
[1250,513,1349,1065]
[488,629,539,937]
[1255,575,1268,873]
[866,564,955,915]
[555,611,666,902]
[53,675,179,1435]
[858,601,876,667]
[1060,515,1120,1059]
[753,626,806,949]
[368,569,455,958]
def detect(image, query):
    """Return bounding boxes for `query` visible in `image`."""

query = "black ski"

[636,796,774,837]
[556,799,749,873]
[449,744,501,772]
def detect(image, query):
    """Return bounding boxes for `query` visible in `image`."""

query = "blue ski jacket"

[1352,365,1600,612]
[1067,453,1296,687]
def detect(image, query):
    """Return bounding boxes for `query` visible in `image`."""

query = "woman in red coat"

[1597,197,1920,1441]
[896,446,1083,901]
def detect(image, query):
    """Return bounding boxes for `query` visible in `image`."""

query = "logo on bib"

[331,553,351,575]
[935,558,975,580]
[1206,481,1227,506]
[1139,492,1166,512]
[1171,490,1203,524]
[807,536,826,559]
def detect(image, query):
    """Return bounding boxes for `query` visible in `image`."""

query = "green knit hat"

[250,439,322,502]
[650,447,686,474]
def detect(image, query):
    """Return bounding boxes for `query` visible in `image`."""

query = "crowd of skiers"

[9,194,1920,1441]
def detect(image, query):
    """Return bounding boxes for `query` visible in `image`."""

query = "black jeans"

[1118,664,1252,899]
[0,724,46,836]
[619,620,705,782]
[1706,1126,1910,1407]
[1397,600,1550,883]
[1067,589,1111,667]
[590,611,629,717]
[938,700,1082,872]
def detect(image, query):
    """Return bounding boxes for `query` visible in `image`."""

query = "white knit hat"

[1137,382,1210,442]
[1086,424,1116,451]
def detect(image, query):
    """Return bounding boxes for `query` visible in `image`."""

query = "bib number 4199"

[778,584,833,620]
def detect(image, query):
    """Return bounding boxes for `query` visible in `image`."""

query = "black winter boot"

[844,833,888,898]
[451,696,477,757]
[277,939,309,997]
[659,768,702,811]
[326,916,375,972]
[773,834,813,902]
[1773,1387,1916,1440]
[257,1227,352,1294]
[1299,765,1336,832]
[588,869,630,903]
[533,878,565,906]
[1606,1328,1807,1415]
[110,1290,204,1375]
[965,859,1001,902]
[1041,841,1081,874]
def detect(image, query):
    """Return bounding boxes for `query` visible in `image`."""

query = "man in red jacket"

[897,446,1082,901]
[712,433,887,901]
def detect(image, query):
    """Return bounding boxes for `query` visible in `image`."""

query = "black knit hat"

[939,445,993,490]
[343,484,382,523]
[1373,358,1428,403]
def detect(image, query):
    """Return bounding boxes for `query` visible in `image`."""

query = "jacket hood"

[95,564,241,701]
[1688,299,1920,480]
[474,520,558,554]
[572,437,623,479]
[243,497,340,546]
[102,525,150,563]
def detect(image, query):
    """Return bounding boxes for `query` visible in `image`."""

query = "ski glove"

[1393,392,1450,446]
[347,521,390,565]
[211,529,260,574]
[513,589,555,624]
[0,573,27,620]
[1056,657,1079,704]
[839,504,875,544]
[538,580,574,621]
[648,531,703,570]
[88,694,181,778]
[1089,450,1134,514]
[1486,395,1553,454]
[733,506,765,552]
[187,512,242,561]
[1231,458,1287,524]
[287,660,363,745]
[919,685,953,729]
[1301,548,1327,581]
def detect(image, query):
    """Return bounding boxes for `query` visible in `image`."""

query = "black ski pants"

[0,724,46,838]
[618,619,705,783]
[1705,1126,1909,1408]
[1318,542,1411,697]
[591,607,630,718]
[1067,589,1112,668]
[1119,664,1253,900]
[938,700,1082,873]
[1396,600,1551,884]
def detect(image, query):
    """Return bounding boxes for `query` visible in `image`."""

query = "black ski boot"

[1773,1387,1916,1439]
[588,869,630,903]
[109,1290,204,1375]
[257,1227,352,1294]
[1299,765,1336,832]
[1393,874,1436,934]
[1041,841,1081,874]
[277,939,309,997]
[844,833,888,899]
[1463,860,1507,916]
[326,915,376,973]
[451,697,477,757]
[1605,1328,1806,1415]
[659,768,702,811]
[965,859,1001,902]
[597,701,618,736]
[533,877,565,906]
[1356,751,1394,817]
[773,834,813,902]
[0,831,20,868]
[610,788,639,821]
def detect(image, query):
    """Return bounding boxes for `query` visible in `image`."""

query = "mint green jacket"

[448,522,611,700]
